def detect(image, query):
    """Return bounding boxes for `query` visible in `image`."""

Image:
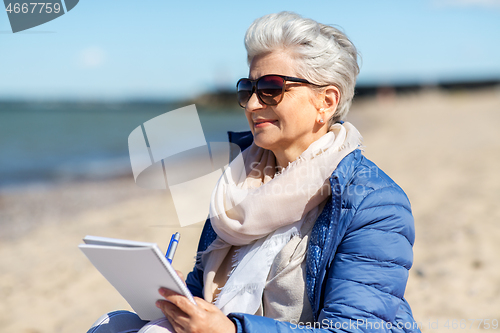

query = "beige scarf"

[201,122,362,316]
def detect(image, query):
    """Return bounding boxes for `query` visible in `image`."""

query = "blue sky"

[1,0,499,101]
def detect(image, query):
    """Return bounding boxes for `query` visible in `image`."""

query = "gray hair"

[244,12,360,123]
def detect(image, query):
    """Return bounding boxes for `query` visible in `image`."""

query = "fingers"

[156,290,236,333]
[155,299,183,318]
[175,270,185,282]
[192,296,218,311]
[158,287,197,316]
[156,290,206,332]
[175,270,186,285]
[156,300,188,333]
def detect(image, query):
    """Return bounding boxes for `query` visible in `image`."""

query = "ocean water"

[0,102,250,188]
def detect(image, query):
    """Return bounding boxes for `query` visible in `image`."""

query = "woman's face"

[245,51,325,166]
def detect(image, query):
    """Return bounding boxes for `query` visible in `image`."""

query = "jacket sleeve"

[316,185,416,332]
[228,186,417,333]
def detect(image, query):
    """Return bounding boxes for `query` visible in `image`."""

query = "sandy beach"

[1,89,499,332]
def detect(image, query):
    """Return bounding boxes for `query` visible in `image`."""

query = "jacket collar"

[329,148,362,190]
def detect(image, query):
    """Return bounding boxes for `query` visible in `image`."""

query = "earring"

[319,119,324,124]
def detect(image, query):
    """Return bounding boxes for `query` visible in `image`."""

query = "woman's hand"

[175,270,185,284]
[156,287,236,333]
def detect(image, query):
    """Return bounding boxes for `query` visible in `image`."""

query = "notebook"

[79,235,196,320]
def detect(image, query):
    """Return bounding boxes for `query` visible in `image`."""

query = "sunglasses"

[236,74,321,108]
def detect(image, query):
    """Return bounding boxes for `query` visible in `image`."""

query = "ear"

[318,85,340,122]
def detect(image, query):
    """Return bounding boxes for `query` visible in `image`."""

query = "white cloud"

[78,46,106,68]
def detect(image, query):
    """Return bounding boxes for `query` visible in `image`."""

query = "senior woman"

[88,11,420,333]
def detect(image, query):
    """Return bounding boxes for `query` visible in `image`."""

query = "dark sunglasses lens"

[257,76,284,105]
[237,79,253,107]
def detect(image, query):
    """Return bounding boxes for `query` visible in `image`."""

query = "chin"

[253,134,278,151]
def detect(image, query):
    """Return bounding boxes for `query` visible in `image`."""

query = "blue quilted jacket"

[185,131,421,333]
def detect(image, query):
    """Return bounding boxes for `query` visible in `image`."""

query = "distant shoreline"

[1,78,499,106]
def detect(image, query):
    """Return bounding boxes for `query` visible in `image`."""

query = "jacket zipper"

[313,176,342,319]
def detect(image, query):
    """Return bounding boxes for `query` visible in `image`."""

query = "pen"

[165,232,180,264]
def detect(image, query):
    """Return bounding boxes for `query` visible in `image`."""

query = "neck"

[273,148,303,169]
[272,128,329,169]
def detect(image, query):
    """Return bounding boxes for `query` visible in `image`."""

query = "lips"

[253,119,278,128]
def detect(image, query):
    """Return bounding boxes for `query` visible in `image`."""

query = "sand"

[1,89,499,332]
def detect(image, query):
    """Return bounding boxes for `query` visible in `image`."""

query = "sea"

[0,101,250,190]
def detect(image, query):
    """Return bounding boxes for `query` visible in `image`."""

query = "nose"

[245,90,265,112]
